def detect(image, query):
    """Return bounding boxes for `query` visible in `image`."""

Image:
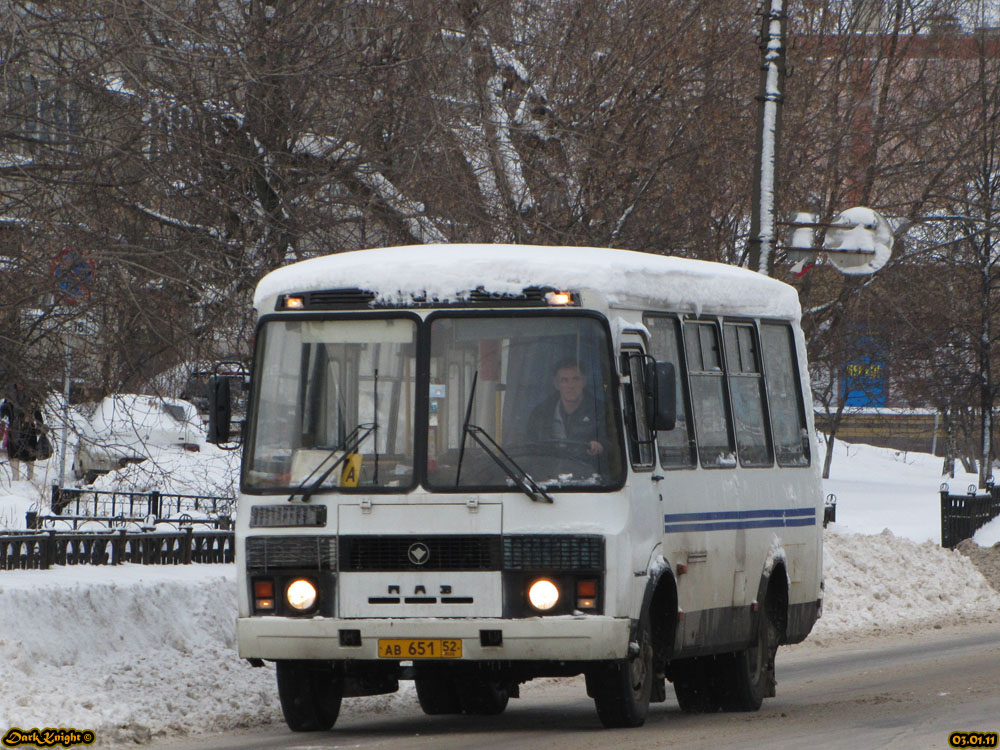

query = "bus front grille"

[502,535,605,571]
[339,535,502,571]
[245,536,337,572]
[336,535,606,572]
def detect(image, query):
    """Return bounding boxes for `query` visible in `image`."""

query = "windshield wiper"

[286,422,375,504]
[454,370,551,502]
[455,370,479,486]
[465,424,554,503]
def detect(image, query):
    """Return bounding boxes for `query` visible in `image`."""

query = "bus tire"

[415,675,463,715]
[589,614,653,728]
[720,610,779,712]
[276,661,342,732]
[458,675,511,715]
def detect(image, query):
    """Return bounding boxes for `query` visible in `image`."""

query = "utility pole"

[748,0,788,277]
[57,337,71,491]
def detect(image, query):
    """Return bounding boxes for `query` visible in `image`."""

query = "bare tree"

[778,0,991,475]
[3,0,997,490]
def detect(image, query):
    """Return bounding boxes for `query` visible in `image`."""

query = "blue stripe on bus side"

[663,507,817,533]
[663,507,815,523]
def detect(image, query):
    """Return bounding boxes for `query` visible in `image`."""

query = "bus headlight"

[286,578,318,611]
[527,578,560,611]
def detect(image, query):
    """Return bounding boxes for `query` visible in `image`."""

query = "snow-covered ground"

[821,437,1000,545]
[1,437,999,747]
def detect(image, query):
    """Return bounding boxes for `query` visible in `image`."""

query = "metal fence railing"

[940,483,1000,549]
[26,513,233,531]
[0,487,236,570]
[0,528,234,570]
[50,487,233,519]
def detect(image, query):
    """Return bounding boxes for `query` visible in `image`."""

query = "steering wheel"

[503,440,605,481]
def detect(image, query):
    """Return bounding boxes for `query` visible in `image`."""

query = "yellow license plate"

[377,638,463,659]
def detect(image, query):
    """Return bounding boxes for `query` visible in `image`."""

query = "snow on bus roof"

[254,244,801,319]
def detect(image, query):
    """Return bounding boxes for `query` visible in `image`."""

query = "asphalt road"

[145,621,1000,750]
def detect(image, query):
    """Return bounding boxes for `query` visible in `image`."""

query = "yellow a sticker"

[340,454,362,487]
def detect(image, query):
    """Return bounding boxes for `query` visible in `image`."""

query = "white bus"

[212,244,822,731]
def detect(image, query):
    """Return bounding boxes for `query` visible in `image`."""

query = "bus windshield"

[245,316,418,491]
[427,314,624,491]
[243,312,624,493]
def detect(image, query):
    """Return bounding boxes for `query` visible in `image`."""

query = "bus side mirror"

[207,375,232,444]
[646,361,676,432]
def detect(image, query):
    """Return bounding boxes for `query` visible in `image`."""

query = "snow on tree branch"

[296,135,448,245]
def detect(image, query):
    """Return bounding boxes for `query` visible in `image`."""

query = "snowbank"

[0,566,414,747]
[976,515,1000,546]
[812,529,1000,643]
[0,566,270,745]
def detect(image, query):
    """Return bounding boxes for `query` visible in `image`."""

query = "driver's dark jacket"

[526,392,606,445]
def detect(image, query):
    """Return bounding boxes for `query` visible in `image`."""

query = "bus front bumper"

[237,615,631,662]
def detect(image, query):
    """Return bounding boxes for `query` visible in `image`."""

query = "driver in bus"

[526,358,605,457]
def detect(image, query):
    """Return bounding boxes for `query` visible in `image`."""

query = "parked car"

[73,394,205,483]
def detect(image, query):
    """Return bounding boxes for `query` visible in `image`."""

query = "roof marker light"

[545,291,573,306]
[283,296,305,310]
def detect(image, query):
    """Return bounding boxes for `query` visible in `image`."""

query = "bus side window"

[760,322,811,466]
[620,349,655,469]
[683,321,736,468]
[643,314,696,469]
[723,323,774,467]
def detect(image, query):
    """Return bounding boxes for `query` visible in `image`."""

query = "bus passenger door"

[619,334,662,617]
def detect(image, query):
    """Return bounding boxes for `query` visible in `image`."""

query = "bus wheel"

[415,674,463,715]
[720,611,779,712]
[276,661,342,732]
[458,675,511,715]
[589,615,653,728]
